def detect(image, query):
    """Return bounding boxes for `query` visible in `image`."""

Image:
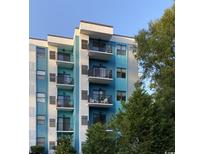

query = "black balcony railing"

[57,53,72,62]
[89,95,112,104]
[89,39,113,53]
[57,75,73,84]
[57,98,73,108]
[89,68,112,78]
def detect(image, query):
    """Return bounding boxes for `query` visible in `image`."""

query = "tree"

[135,5,175,152]
[55,135,76,154]
[82,123,117,154]
[110,83,154,154]
[111,5,175,154]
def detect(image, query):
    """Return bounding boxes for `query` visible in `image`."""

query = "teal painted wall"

[36,46,48,154]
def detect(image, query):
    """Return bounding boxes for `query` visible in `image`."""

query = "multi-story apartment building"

[29,20,138,154]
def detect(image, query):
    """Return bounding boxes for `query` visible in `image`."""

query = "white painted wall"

[80,22,113,35]
[79,33,89,154]
[127,45,138,97]
[47,45,58,151]
[29,44,36,148]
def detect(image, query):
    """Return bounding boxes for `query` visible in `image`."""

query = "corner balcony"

[56,75,74,90]
[88,68,113,84]
[56,53,74,69]
[88,95,113,108]
[57,98,74,111]
[88,41,113,60]
[57,119,74,133]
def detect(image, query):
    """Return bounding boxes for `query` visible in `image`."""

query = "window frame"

[36,92,46,103]
[49,119,56,127]
[117,91,126,101]
[37,137,45,146]
[36,70,46,80]
[36,47,46,58]
[50,73,56,82]
[117,44,126,55]
[82,40,88,49]
[37,115,46,125]
[49,96,56,104]
[117,68,126,78]
[49,51,56,60]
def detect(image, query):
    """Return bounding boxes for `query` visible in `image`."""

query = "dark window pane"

[37,92,46,103]
[37,47,45,58]
[93,113,106,124]
[117,91,126,101]
[37,70,46,80]
[37,137,45,146]
[117,68,126,78]
[81,116,88,125]
[82,90,88,100]
[49,141,55,150]
[50,51,56,59]
[37,115,45,125]
[82,65,88,75]
[50,73,56,82]
[50,96,56,104]
[82,40,88,49]
[50,119,55,127]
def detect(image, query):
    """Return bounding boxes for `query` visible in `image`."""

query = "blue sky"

[29,0,173,39]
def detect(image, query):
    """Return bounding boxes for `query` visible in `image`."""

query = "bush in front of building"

[30,145,45,154]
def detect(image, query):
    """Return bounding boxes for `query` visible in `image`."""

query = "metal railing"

[88,68,112,78]
[57,75,73,84]
[89,95,112,104]
[57,53,72,62]
[89,40,113,53]
[57,98,73,108]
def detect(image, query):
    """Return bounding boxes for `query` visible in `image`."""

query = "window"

[37,115,45,125]
[50,96,56,104]
[37,137,45,146]
[50,119,55,127]
[117,91,126,101]
[82,65,88,75]
[50,51,56,59]
[81,90,88,100]
[81,116,88,125]
[49,141,55,150]
[37,92,46,103]
[37,47,45,58]
[82,40,88,49]
[117,44,126,55]
[37,70,46,80]
[50,73,56,82]
[117,68,126,78]
[93,112,106,124]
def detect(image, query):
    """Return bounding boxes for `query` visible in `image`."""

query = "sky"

[29,0,173,39]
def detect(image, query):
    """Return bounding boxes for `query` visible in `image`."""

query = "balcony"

[88,68,113,84]
[56,75,74,90]
[57,98,74,111]
[57,118,74,133]
[88,95,113,108]
[56,53,74,68]
[88,39,113,60]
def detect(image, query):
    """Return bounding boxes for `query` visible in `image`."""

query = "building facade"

[29,20,138,154]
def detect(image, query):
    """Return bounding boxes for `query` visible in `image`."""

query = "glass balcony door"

[57,117,70,131]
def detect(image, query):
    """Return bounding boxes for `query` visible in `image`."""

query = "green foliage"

[30,145,45,154]
[111,83,154,154]
[55,135,76,154]
[113,4,175,154]
[82,123,117,154]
